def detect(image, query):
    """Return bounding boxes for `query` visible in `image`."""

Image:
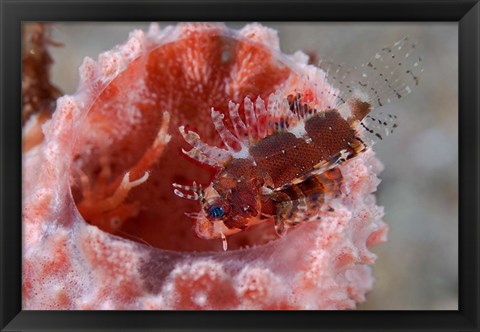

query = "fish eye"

[205,199,230,221]
[208,205,225,219]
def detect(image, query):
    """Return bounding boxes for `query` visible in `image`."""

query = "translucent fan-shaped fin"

[360,112,399,145]
[357,37,424,108]
[319,37,424,111]
[318,37,423,146]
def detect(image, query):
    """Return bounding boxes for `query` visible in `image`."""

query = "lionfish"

[173,37,423,250]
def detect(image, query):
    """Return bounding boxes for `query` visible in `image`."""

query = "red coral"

[22,23,387,309]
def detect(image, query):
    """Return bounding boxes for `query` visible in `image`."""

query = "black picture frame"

[1,0,478,331]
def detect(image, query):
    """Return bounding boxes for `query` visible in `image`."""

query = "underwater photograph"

[22,22,458,310]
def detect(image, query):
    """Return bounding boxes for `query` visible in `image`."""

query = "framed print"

[1,0,479,331]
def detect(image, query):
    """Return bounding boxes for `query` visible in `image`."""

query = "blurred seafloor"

[45,22,458,310]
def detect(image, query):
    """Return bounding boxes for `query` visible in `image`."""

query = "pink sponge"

[22,22,388,310]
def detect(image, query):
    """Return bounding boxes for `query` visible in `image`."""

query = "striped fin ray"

[172,182,205,201]
[179,126,231,168]
[317,60,358,109]
[223,94,302,145]
[181,93,302,167]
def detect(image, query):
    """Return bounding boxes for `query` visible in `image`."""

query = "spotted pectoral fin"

[356,37,424,109]
[357,112,399,147]
[320,37,423,147]
[320,37,423,112]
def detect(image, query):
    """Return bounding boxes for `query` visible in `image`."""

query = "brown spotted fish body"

[173,37,423,250]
